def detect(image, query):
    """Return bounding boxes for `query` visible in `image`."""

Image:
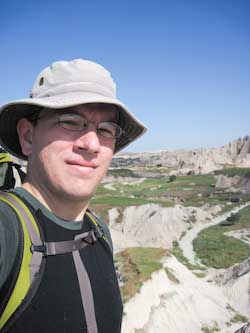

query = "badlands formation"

[108,136,250,333]
[112,135,250,174]
[110,203,250,333]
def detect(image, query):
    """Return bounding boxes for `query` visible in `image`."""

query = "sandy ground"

[122,256,249,333]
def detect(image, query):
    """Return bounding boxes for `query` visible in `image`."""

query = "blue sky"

[1,0,249,152]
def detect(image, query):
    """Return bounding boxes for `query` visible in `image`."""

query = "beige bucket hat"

[0,59,147,160]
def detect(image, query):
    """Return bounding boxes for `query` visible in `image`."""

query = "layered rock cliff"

[112,136,250,174]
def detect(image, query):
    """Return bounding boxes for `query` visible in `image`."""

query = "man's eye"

[59,114,84,130]
[99,127,112,134]
[98,124,116,138]
[62,119,77,124]
[60,119,80,127]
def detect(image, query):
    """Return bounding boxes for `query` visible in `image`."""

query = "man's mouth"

[67,159,97,168]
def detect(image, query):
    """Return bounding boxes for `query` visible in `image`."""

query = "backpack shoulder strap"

[0,191,43,331]
[0,153,13,164]
[86,210,113,254]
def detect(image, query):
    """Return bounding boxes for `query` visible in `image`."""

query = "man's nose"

[73,129,101,153]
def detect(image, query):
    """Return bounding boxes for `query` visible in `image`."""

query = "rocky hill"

[112,136,250,174]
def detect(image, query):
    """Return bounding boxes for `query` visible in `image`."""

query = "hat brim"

[0,92,147,160]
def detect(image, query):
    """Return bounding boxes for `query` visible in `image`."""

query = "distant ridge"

[112,136,250,174]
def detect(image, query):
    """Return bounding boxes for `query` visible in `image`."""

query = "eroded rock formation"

[112,136,250,174]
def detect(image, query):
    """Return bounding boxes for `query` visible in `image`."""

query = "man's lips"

[66,160,97,169]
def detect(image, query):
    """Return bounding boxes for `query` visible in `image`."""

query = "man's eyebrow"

[59,110,81,115]
[65,110,118,122]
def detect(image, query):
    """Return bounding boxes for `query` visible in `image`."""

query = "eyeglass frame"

[27,108,125,140]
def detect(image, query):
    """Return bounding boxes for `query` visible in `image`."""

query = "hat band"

[32,82,115,99]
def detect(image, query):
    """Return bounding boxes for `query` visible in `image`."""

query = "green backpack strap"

[86,210,113,254]
[0,152,13,164]
[0,191,43,331]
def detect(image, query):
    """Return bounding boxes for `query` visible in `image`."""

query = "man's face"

[19,104,117,202]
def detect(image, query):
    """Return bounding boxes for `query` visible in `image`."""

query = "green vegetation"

[164,267,180,283]
[138,165,177,174]
[90,171,250,218]
[108,168,138,178]
[193,271,206,278]
[201,322,220,333]
[214,167,250,177]
[194,206,250,268]
[168,175,177,183]
[220,212,240,226]
[92,174,216,210]
[91,196,152,206]
[230,313,249,323]
[115,247,168,302]
[90,177,175,217]
[89,166,250,289]
[171,241,206,271]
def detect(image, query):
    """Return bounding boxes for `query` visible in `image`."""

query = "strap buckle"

[83,230,97,244]
[30,243,46,253]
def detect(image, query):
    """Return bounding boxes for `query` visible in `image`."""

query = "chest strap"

[31,230,99,256]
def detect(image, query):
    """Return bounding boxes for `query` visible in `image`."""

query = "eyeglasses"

[30,112,124,140]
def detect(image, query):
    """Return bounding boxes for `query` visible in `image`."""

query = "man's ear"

[17,118,34,157]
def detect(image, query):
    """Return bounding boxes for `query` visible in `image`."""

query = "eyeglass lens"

[58,113,122,139]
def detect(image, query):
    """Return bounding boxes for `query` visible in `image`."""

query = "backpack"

[0,153,113,332]
[0,149,26,190]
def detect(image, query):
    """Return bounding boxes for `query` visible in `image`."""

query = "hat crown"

[30,59,116,99]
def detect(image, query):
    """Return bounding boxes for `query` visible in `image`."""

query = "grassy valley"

[89,166,250,302]
[90,167,250,218]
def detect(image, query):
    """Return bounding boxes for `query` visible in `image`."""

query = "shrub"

[230,313,249,323]
[201,322,220,332]
[168,175,177,183]
[220,212,240,226]
[230,196,240,203]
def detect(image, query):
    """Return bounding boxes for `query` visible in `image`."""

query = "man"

[0,59,146,332]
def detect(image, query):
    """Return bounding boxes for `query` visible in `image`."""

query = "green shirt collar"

[11,187,83,230]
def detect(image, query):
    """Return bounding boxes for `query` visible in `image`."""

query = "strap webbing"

[73,233,98,333]
[32,230,97,256]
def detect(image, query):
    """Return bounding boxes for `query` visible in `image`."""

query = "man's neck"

[22,182,89,221]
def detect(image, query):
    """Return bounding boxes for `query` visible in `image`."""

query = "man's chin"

[63,189,95,203]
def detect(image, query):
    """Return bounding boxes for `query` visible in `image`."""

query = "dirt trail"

[179,202,250,266]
